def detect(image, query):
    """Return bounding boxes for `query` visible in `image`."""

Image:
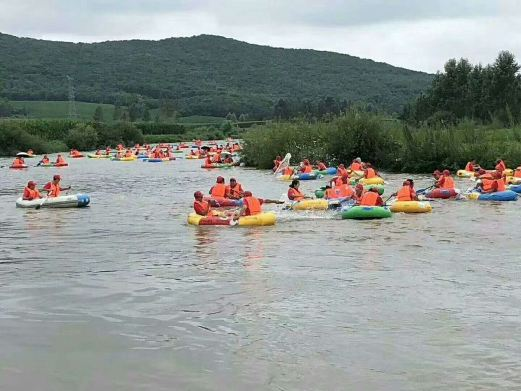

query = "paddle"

[35,196,49,210]
[416,184,436,195]
[383,192,397,206]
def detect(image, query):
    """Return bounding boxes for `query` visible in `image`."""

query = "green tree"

[93,105,104,123]
[113,105,122,120]
[143,107,151,121]
[274,99,290,119]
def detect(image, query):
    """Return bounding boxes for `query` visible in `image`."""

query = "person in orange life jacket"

[337,163,348,177]
[273,155,282,171]
[43,175,70,198]
[288,179,308,201]
[282,166,295,176]
[353,183,365,202]
[350,157,363,171]
[330,175,344,187]
[240,191,264,216]
[360,188,384,206]
[205,155,213,165]
[23,181,41,201]
[55,154,67,165]
[213,152,222,163]
[226,178,244,200]
[465,160,476,172]
[40,155,50,164]
[364,163,378,179]
[396,179,418,201]
[193,191,217,216]
[317,161,327,171]
[337,176,355,198]
[210,176,227,198]
[476,171,506,193]
[300,159,313,174]
[12,156,25,167]
[495,159,506,174]
[324,184,341,200]
[436,170,456,189]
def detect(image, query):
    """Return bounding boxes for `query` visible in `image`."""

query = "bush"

[66,124,99,150]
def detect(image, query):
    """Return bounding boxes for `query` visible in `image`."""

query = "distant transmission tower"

[66,75,78,119]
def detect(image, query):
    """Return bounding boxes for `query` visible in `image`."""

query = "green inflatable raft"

[315,184,384,199]
[341,206,392,220]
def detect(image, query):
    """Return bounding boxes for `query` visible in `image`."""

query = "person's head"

[44,154,48,158]
[341,174,349,184]
[355,157,362,163]
[303,159,310,165]
[443,169,450,176]
[433,169,441,177]
[216,176,225,184]
[355,183,364,194]
[496,159,501,164]
[471,159,476,163]
[53,174,61,183]
[494,170,502,179]
[290,179,300,189]
[339,163,345,169]
[276,155,282,160]
[243,191,252,197]
[407,179,414,187]
[194,191,203,201]
[325,184,332,189]
[230,178,237,186]
[57,154,61,158]
[27,181,36,189]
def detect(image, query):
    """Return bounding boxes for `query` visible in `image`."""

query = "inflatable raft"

[508,184,521,193]
[87,154,110,159]
[359,177,385,185]
[390,201,432,213]
[290,199,329,211]
[466,190,518,201]
[54,162,68,167]
[295,173,320,181]
[457,170,474,178]
[9,164,28,170]
[201,163,235,169]
[16,194,91,208]
[313,167,337,176]
[424,188,459,199]
[341,205,392,220]
[187,212,276,226]
[205,197,243,207]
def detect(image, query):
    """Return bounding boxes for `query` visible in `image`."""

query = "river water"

[0,155,520,390]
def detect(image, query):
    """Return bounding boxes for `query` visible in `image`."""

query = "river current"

[0,155,520,390]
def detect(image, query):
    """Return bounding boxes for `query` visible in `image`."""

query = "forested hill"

[0,33,432,118]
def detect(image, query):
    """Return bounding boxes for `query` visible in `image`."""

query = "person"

[364,163,378,179]
[210,176,227,198]
[23,181,41,201]
[193,191,212,216]
[43,175,70,198]
[360,188,384,206]
[95,149,102,156]
[55,154,67,165]
[514,166,521,178]
[337,176,355,198]
[124,149,133,158]
[437,169,455,189]
[465,160,476,172]
[337,163,348,177]
[300,159,313,174]
[495,159,506,174]
[330,175,343,187]
[432,170,442,180]
[223,155,234,164]
[40,155,50,164]
[396,179,418,201]
[317,161,327,171]
[213,152,222,164]
[27,149,34,156]
[353,183,365,202]
[477,171,505,193]
[226,178,244,200]
[324,185,342,200]
[12,156,25,167]
[288,179,306,201]
[241,191,263,216]
[282,166,295,176]
[273,155,282,172]
[205,155,213,166]
[350,158,363,171]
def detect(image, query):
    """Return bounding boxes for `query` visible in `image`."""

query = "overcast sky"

[1,0,520,73]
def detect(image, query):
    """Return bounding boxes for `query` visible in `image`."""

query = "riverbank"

[0,119,240,156]
[241,110,521,173]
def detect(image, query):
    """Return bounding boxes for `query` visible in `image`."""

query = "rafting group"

[10,154,69,169]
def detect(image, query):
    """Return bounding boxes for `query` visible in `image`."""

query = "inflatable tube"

[111,156,136,161]
[508,184,521,194]
[54,162,68,167]
[186,155,203,159]
[457,170,474,178]
[313,167,337,176]
[341,206,392,220]
[39,163,53,167]
[277,175,293,181]
[70,154,84,158]
[467,190,518,201]
[425,188,458,199]
[390,201,432,213]
[504,168,514,177]
[16,194,90,208]
[172,150,185,154]
[187,212,276,226]
[201,163,234,169]
[87,154,110,159]
[364,184,385,195]
[505,176,521,185]
[290,199,329,211]
[314,189,325,198]
[359,177,385,185]
[147,158,163,163]
[9,164,28,170]
[295,173,319,181]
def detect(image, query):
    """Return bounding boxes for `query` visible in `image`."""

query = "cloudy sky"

[1,0,520,73]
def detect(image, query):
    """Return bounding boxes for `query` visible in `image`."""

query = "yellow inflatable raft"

[390,201,432,213]
[359,177,385,185]
[290,199,329,211]
[506,176,521,185]
[456,170,474,178]
[187,212,277,226]
[277,174,293,181]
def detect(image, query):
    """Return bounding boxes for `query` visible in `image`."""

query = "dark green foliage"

[66,123,98,150]
[406,51,521,125]
[0,33,432,118]
[92,105,104,123]
[135,122,187,135]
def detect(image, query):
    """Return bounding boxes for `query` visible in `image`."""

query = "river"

[0,155,520,390]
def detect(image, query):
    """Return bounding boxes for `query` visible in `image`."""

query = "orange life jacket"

[318,163,327,171]
[515,168,521,178]
[440,176,455,189]
[360,191,379,206]
[46,183,61,197]
[23,187,41,200]
[337,167,348,177]
[12,158,24,167]
[41,157,50,163]
[302,165,312,174]
[397,186,414,201]
[243,196,262,216]
[226,183,243,199]
[282,167,294,176]
[288,188,304,201]
[496,178,506,192]
[194,200,210,216]
[482,179,494,192]
[325,188,340,199]
[465,162,474,172]
[365,168,376,179]
[211,183,226,197]
[56,156,66,164]
[338,184,354,198]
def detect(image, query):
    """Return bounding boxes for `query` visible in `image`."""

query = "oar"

[416,184,436,195]
[383,192,397,206]
[35,196,49,210]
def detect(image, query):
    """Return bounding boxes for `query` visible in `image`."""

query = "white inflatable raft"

[16,194,91,208]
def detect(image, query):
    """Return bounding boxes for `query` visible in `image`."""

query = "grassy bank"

[241,110,521,173]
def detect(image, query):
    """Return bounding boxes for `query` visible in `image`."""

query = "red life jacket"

[194,200,210,216]
[282,167,294,176]
[243,196,262,215]
[302,165,312,174]
[45,182,61,197]
[338,184,354,198]
[211,183,226,197]
[23,187,41,200]
[465,162,474,172]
